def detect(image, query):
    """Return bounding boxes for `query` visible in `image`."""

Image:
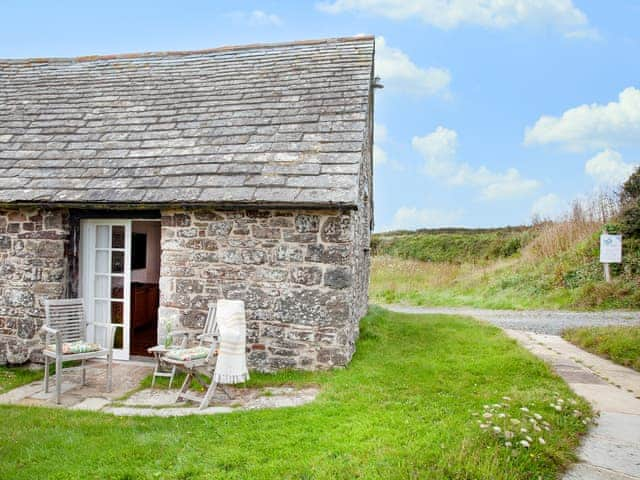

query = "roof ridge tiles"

[0,35,374,65]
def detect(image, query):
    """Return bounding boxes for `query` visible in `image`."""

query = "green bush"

[621,166,640,203]
[621,201,640,238]
[372,228,532,263]
[620,166,640,238]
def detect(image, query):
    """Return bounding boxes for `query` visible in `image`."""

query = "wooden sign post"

[599,233,622,283]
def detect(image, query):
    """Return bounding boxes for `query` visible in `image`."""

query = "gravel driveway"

[383,305,640,335]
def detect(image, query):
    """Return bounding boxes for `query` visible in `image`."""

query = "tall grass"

[524,219,600,261]
[370,188,640,310]
[525,191,619,260]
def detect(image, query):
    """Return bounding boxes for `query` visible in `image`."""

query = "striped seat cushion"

[46,341,102,354]
[165,346,211,362]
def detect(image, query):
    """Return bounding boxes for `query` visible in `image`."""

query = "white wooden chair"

[41,298,117,404]
[163,300,248,409]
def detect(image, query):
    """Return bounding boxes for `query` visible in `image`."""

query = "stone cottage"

[0,36,376,371]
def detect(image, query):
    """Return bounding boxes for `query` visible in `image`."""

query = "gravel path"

[383,305,640,335]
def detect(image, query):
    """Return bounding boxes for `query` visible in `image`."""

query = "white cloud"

[227,10,283,27]
[412,126,540,199]
[375,36,451,97]
[386,206,463,231]
[318,0,592,35]
[373,144,388,166]
[531,193,565,220]
[373,122,404,170]
[525,87,640,151]
[564,27,602,41]
[479,169,541,200]
[585,149,637,185]
[375,122,388,143]
[412,126,458,176]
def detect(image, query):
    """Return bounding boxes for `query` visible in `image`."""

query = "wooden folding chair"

[163,303,220,409]
[163,300,248,410]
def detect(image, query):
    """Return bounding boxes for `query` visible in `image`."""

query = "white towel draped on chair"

[213,299,249,384]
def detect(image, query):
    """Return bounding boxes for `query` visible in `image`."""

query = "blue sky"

[2,1,639,231]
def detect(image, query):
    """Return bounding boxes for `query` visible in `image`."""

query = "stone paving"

[0,361,150,407]
[385,305,640,480]
[0,360,319,416]
[505,330,640,480]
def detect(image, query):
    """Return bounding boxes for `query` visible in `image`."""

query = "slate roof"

[0,36,374,207]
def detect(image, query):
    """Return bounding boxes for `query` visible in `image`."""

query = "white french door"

[80,219,132,360]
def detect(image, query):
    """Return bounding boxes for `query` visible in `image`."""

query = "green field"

[370,225,640,310]
[0,307,590,479]
[372,227,531,263]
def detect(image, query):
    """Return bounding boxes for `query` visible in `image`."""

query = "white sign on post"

[600,234,622,264]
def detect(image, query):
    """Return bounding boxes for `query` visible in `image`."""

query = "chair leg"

[175,371,193,403]
[81,359,86,386]
[106,353,113,393]
[168,365,176,389]
[199,381,217,410]
[220,384,233,399]
[151,358,158,389]
[55,356,62,405]
[44,356,50,393]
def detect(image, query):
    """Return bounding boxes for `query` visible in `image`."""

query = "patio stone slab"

[570,384,640,416]
[118,386,320,413]
[30,382,77,400]
[503,329,640,480]
[0,381,44,404]
[574,412,640,479]
[565,463,639,480]
[555,366,608,385]
[104,406,235,417]
[242,387,319,410]
[123,389,181,407]
[1,360,320,417]
[70,397,111,411]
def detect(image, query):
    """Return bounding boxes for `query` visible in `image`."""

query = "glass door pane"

[96,225,109,248]
[83,220,131,360]
[111,301,124,349]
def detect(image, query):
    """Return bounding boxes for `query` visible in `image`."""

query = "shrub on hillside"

[620,202,640,238]
[371,230,531,263]
[620,166,640,238]
[621,166,640,203]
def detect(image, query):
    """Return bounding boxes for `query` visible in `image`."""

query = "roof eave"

[0,200,359,211]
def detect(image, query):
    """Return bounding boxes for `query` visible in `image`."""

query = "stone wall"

[352,88,374,329]
[159,208,365,371]
[0,207,69,364]
[0,204,371,371]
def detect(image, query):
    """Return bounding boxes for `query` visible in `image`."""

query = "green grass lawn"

[563,325,640,372]
[0,365,43,394]
[0,307,590,479]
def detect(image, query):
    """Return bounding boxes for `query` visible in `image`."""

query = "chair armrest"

[40,325,59,336]
[87,322,117,351]
[88,321,116,329]
[197,333,218,342]
[167,329,191,348]
[170,330,191,339]
[40,326,62,354]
